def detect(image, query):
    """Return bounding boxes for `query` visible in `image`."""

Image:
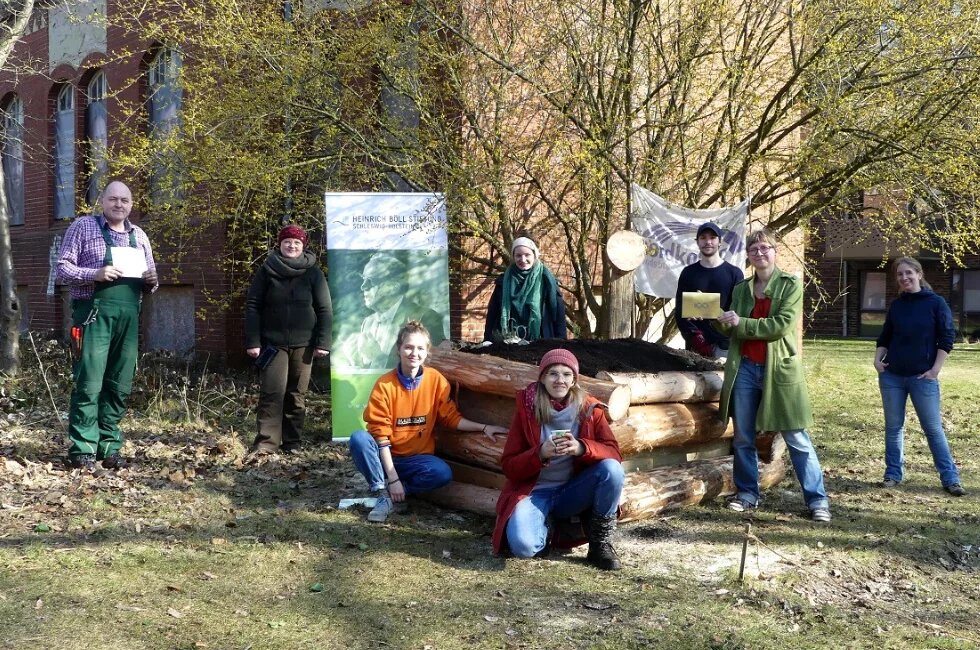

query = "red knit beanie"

[278,224,308,245]
[538,349,579,380]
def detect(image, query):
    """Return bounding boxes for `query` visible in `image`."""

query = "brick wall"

[2,5,240,361]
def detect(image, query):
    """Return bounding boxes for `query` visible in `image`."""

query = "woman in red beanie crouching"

[492,349,625,570]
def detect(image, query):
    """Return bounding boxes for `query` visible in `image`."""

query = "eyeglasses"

[747,245,774,256]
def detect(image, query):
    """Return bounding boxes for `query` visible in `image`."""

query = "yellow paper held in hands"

[681,292,721,319]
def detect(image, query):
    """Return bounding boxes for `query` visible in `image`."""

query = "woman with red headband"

[245,225,332,457]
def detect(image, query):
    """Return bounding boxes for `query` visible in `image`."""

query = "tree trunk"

[422,480,499,518]
[610,402,732,455]
[440,397,733,470]
[442,459,506,490]
[0,0,35,377]
[602,230,645,339]
[428,346,632,421]
[595,369,724,404]
[436,425,505,471]
[425,437,788,522]
[0,163,20,375]
[618,436,787,522]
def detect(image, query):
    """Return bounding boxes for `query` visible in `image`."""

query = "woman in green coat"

[716,229,831,522]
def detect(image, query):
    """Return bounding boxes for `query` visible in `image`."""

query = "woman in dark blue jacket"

[873,257,965,496]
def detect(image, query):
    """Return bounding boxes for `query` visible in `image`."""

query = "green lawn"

[1,339,978,649]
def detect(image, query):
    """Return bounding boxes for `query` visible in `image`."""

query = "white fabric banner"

[631,183,749,298]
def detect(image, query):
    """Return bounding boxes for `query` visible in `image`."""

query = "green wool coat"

[716,266,814,432]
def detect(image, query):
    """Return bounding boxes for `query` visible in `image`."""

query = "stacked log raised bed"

[424,346,786,522]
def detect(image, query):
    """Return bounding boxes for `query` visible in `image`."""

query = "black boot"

[586,514,622,571]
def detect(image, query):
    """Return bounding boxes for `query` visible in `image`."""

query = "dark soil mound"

[460,338,722,378]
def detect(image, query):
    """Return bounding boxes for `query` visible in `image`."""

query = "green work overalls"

[67,223,145,461]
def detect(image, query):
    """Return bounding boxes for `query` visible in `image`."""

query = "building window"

[859,270,887,337]
[2,95,24,226]
[961,270,980,343]
[147,48,182,205]
[85,71,108,206]
[54,83,76,220]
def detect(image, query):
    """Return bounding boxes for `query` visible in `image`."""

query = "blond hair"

[395,320,431,349]
[745,228,778,249]
[533,375,587,425]
[892,256,932,291]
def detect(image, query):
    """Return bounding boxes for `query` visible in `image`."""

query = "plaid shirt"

[56,214,158,300]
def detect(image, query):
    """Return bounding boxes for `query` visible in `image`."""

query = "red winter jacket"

[491,383,623,555]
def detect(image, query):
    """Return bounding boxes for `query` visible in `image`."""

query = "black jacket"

[245,251,332,350]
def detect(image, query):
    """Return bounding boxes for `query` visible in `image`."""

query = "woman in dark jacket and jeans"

[245,225,332,456]
[874,257,965,496]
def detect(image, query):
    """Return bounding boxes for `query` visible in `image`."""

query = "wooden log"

[437,397,733,471]
[422,481,498,518]
[619,437,787,522]
[606,230,647,272]
[444,459,506,490]
[453,388,515,429]
[428,346,632,421]
[611,402,732,455]
[436,425,506,471]
[427,438,788,524]
[621,439,731,473]
[594,370,724,404]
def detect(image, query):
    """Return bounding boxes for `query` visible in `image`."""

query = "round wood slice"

[606,230,647,272]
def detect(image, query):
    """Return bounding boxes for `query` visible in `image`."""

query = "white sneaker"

[367,494,394,523]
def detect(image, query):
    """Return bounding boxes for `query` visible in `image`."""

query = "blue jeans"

[348,430,452,494]
[506,459,625,558]
[731,359,829,510]
[878,371,960,487]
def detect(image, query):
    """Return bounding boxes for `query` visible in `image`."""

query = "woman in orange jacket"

[492,349,624,570]
[349,320,507,523]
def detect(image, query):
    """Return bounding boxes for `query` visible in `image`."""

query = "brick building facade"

[804,209,980,342]
[2,3,249,361]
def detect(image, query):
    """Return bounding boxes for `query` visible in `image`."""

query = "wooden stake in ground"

[600,229,646,339]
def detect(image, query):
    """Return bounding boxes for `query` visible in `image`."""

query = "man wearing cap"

[56,180,158,471]
[674,221,743,359]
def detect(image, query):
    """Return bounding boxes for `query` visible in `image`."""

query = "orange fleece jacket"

[363,367,464,456]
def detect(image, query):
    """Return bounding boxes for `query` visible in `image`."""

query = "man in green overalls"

[56,181,158,471]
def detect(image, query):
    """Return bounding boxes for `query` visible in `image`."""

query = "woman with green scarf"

[245,225,332,457]
[484,237,566,342]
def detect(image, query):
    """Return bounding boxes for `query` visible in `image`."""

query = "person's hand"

[481,424,507,441]
[142,269,158,286]
[314,348,329,358]
[718,310,739,327]
[917,367,940,380]
[387,477,406,502]
[246,347,261,359]
[540,436,561,461]
[873,359,888,373]
[94,265,122,282]
[553,433,581,457]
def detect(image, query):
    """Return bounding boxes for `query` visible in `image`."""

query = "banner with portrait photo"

[631,183,748,298]
[326,193,450,439]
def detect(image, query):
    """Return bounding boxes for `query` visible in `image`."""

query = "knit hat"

[538,348,579,380]
[278,224,308,245]
[511,236,540,259]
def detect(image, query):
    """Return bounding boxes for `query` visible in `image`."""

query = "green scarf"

[501,261,552,339]
[264,249,318,280]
